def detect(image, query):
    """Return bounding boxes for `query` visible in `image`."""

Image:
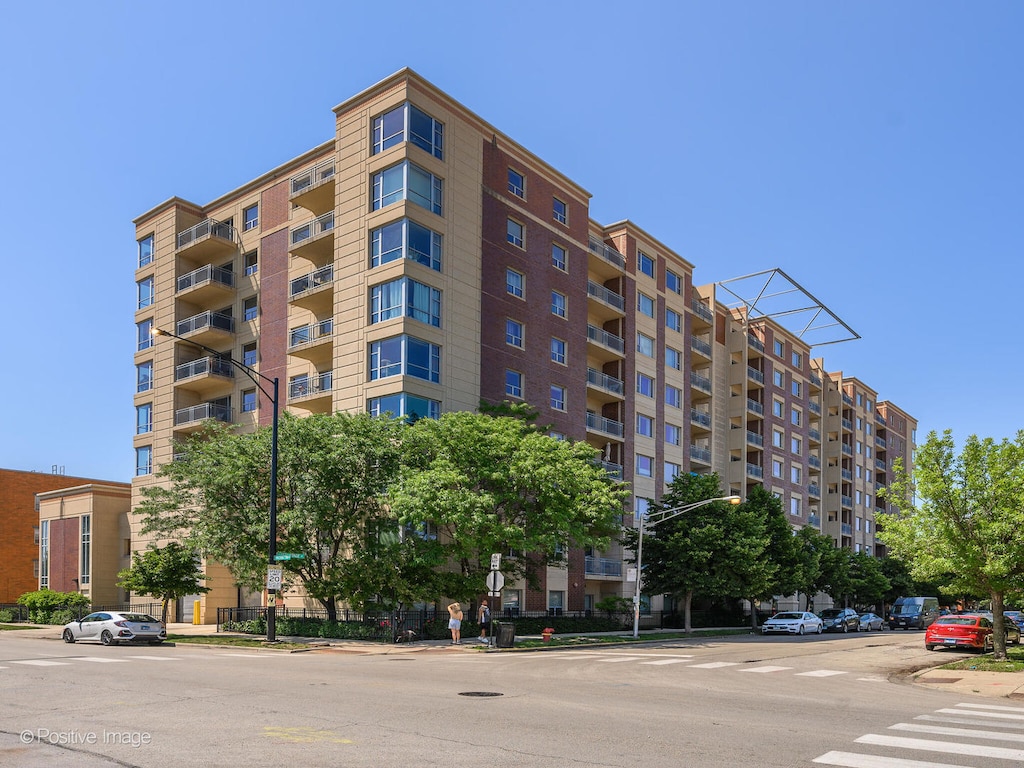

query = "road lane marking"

[856,732,1024,760]
[813,750,972,767]
[598,657,644,663]
[739,665,792,673]
[639,659,690,665]
[688,661,739,668]
[890,722,1024,742]
[11,660,70,666]
[916,714,1024,730]
[953,703,1024,713]
[935,707,1024,721]
[126,656,180,661]
[76,657,132,663]
[797,670,847,677]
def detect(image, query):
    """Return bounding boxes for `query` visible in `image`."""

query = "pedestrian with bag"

[477,599,491,645]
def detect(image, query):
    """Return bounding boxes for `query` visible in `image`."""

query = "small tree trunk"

[749,599,759,629]
[322,599,338,623]
[992,591,1006,661]
[683,590,694,633]
[160,598,169,625]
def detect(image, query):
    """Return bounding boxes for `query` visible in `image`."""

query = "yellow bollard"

[193,599,201,625]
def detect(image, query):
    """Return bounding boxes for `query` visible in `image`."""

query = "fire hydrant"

[542,627,555,642]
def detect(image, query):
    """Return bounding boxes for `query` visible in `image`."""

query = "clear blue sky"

[1,1,1020,482]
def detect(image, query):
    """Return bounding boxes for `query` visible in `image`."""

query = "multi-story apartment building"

[132,69,914,622]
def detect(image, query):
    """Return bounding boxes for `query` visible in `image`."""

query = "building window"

[790,498,801,516]
[136,403,152,435]
[506,319,524,348]
[506,269,524,299]
[508,169,525,198]
[137,276,154,309]
[39,520,49,589]
[665,423,680,446]
[551,290,567,318]
[507,219,524,248]
[791,380,802,398]
[371,278,442,327]
[666,346,681,371]
[552,197,567,224]
[244,297,258,321]
[792,351,802,368]
[136,361,153,393]
[773,370,784,387]
[791,466,802,483]
[505,369,523,398]
[666,269,682,295]
[772,399,784,418]
[548,590,565,614]
[772,460,783,478]
[550,337,566,364]
[241,389,257,413]
[637,332,654,357]
[665,462,681,483]
[372,102,443,159]
[638,292,655,317]
[773,429,784,448]
[244,251,258,276]
[551,243,567,271]
[638,251,655,278]
[550,385,566,411]
[774,339,784,357]
[372,161,443,215]
[637,413,653,437]
[138,235,154,268]
[243,343,257,368]
[666,309,681,332]
[371,218,443,271]
[665,384,682,408]
[637,373,654,397]
[33,526,40,545]
[636,454,653,477]
[369,392,441,421]
[371,336,440,383]
[137,319,153,351]
[243,204,259,231]
[136,446,152,476]
[791,408,802,426]
[791,436,802,455]
[80,515,91,586]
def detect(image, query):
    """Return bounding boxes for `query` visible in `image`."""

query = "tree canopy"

[117,542,209,624]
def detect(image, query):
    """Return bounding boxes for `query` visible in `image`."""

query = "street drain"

[458,691,503,697]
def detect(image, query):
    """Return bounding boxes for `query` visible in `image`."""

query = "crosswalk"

[814,702,1024,767]
[0,652,281,669]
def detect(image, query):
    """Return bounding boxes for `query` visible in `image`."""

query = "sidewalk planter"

[542,627,555,642]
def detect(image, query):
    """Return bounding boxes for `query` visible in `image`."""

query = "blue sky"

[1,1,1020,482]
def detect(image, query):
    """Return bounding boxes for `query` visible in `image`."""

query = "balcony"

[809,400,821,415]
[691,300,714,326]
[841,418,853,431]
[808,484,821,498]
[809,428,821,443]
[690,408,712,430]
[586,280,625,320]
[747,334,765,353]
[289,158,336,215]
[690,372,712,395]
[746,431,764,448]
[586,324,625,360]
[808,455,821,469]
[690,445,711,465]
[841,443,853,456]
[841,495,853,508]
[174,356,234,394]
[600,461,623,480]
[807,514,821,528]
[173,402,231,432]
[747,366,764,385]
[289,265,335,313]
[841,468,853,481]
[288,371,333,412]
[175,219,235,260]
[586,412,624,439]
[746,398,764,417]
[691,335,712,359]
[841,523,852,536]
[289,211,335,264]
[176,264,235,304]
[587,236,626,278]
[842,393,853,406]
[875,436,887,448]
[810,373,822,390]
[586,368,625,401]
[584,556,623,578]
[288,319,333,364]
[175,311,234,346]
[875,458,887,471]
[746,463,764,479]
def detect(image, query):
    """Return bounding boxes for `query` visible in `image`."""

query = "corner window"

[136,403,152,435]
[137,277,154,309]
[138,235,154,268]
[505,369,523,398]
[507,219,524,248]
[552,197,567,224]
[136,446,153,476]
[638,251,655,278]
[136,361,153,393]
[508,169,525,198]
[369,335,440,383]
[369,393,441,421]
[243,204,259,231]
[372,161,443,215]
[371,277,442,328]
[371,218,442,271]
[372,102,443,159]
[137,319,153,351]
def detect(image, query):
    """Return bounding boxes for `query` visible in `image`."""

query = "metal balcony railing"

[584,557,623,577]
[289,371,333,399]
[586,412,624,437]
[690,409,711,428]
[587,368,624,395]
[174,402,231,427]
[587,236,626,269]
[691,373,712,394]
[746,398,764,416]
[174,357,235,381]
[289,319,333,348]
[747,366,764,384]
[176,311,234,337]
[690,445,711,464]
[290,265,334,298]
[586,324,625,353]
[176,264,235,293]
[176,218,234,249]
[746,431,764,447]
[746,463,764,478]
[808,484,821,497]
[290,158,336,195]
[691,335,712,357]
[748,335,765,352]
[290,211,335,247]
[692,301,714,324]
[586,280,625,311]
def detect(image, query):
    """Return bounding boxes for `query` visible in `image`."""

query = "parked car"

[62,611,166,646]
[762,612,823,635]
[1005,610,1024,633]
[924,613,1021,652]
[818,608,860,633]
[858,612,885,632]
[888,596,940,630]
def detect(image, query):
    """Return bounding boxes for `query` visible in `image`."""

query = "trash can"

[493,621,515,648]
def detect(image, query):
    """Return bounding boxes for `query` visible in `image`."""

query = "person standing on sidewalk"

[477,599,491,645]
[447,602,463,645]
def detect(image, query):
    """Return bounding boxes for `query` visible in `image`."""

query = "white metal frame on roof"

[715,268,860,348]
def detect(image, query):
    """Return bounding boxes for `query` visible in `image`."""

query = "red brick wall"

[47,518,80,593]
[258,228,290,425]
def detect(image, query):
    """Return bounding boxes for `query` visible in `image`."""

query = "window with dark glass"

[508,169,524,197]
[371,218,442,271]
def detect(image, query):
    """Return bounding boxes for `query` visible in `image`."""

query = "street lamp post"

[631,495,741,639]
[152,328,281,642]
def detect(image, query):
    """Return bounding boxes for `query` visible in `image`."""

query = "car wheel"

[816,624,823,634]
[100,630,116,646]
[843,622,849,633]
[62,629,75,644]
[925,644,935,651]
[799,624,805,635]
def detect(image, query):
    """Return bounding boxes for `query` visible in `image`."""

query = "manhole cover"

[458,691,503,697]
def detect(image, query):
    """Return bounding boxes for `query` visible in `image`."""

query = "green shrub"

[49,609,75,626]
[16,589,90,625]
[0,608,14,622]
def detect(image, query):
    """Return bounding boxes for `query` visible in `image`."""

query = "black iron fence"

[0,602,164,623]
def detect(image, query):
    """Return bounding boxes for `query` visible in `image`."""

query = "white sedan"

[761,611,823,635]
[62,611,166,646]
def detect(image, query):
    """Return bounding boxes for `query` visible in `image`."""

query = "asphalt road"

[1,630,1019,767]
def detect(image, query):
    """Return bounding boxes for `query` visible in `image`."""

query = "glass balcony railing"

[587,236,626,270]
[841,418,853,431]
[176,311,234,337]
[691,335,712,357]
[747,366,764,384]
[841,443,853,456]
[289,371,333,399]
[809,455,821,468]
[290,158,336,195]
[176,218,234,250]
[841,523,853,536]
[809,401,821,415]
[584,557,622,577]
[746,431,764,447]
[747,398,764,416]
[808,514,821,528]
[809,428,821,442]
[177,264,235,293]
[808,484,821,497]
[690,409,711,428]
[586,324,624,353]
[841,495,853,508]
[587,368,624,395]
[586,280,625,311]
[600,461,623,479]
[841,469,853,481]
[290,211,335,247]
[175,356,235,381]
[748,335,765,352]
[586,412,624,437]
[289,319,333,348]
[746,463,764,478]
[690,445,711,464]
[692,301,714,324]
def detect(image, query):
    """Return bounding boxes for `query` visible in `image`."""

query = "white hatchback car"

[63,611,166,646]
[761,611,823,635]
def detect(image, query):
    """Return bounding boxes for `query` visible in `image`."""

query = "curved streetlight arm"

[631,495,741,638]
[150,326,281,643]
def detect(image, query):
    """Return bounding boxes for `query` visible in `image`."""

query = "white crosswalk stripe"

[814,751,973,767]
[855,732,1024,760]
[77,657,132,663]
[739,665,792,673]
[11,660,70,666]
[688,661,739,669]
[798,670,848,677]
[639,659,690,666]
[126,656,180,661]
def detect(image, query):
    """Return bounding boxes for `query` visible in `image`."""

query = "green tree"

[878,430,1024,660]
[389,410,629,600]
[137,412,415,620]
[790,526,832,611]
[622,473,749,633]
[845,552,890,610]
[117,542,210,624]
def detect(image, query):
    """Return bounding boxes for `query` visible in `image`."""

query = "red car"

[924,613,1021,652]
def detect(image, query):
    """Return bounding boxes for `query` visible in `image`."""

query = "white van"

[888,596,940,630]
